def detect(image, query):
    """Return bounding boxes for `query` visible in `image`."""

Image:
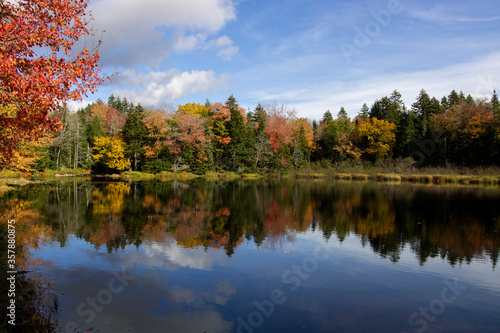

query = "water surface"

[4,179,500,333]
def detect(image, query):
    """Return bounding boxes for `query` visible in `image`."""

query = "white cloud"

[252,51,500,120]
[66,99,94,112]
[410,5,500,23]
[141,241,229,270]
[89,0,238,66]
[115,68,229,106]
[216,45,239,60]
[172,34,239,60]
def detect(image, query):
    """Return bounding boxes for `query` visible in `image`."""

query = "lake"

[3,179,500,333]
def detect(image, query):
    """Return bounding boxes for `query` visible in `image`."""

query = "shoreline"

[1,169,499,195]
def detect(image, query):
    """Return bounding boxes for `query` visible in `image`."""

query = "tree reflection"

[0,198,58,331]
[5,179,499,268]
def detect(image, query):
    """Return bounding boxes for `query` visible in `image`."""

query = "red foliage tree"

[0,0,108,166]
[209,102,231,145]
[166,113,211,168]
[434,100,494,142]
[264,103,294,153]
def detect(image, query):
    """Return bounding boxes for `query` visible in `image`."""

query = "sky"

[72,0,500,120]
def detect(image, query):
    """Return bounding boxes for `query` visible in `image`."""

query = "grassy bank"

[292,160,500,185]
[1,160,500,193]
[296,172,500,185]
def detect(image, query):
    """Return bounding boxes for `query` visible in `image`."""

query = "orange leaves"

[0,0,108,166]
[434,101,494,142]
[290,118,314,148]
[209,103,231,123]
[264,103,295,153]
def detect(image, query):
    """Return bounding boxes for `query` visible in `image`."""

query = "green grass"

[0,169,22,178]
[42,168,89,177]
[122,170,155,178]
[241,173,263,179]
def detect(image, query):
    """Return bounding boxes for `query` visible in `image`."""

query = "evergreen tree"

[108,95,134,115]
[322,110,333,123]
[86,115,106,148]
[412,89,441,138]
[251,104,272,169]
[292,125,310,167]
[337,107,348,119]
[466,94,475,104]
[122,104,148,171]
[358,103,369,122]
[491,90,500,116]
[317,110,337,160]
[441,96,449,109]
[225,95,252,171]
[447,90,461,107]
[370,91,403,126]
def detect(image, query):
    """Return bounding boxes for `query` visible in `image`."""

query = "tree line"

[7,89,500,174]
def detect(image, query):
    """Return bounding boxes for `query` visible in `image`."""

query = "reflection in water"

[0,198,58,331]
[5,180,498,268]
[2,180,500,333]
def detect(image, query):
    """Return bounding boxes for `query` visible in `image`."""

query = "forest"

[3,89,500,175]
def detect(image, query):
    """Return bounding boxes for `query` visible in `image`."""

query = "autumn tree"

[1,133,54,171]
[142,108,171,172]
[353,117,397,160]
[207,102,230,169]
[434,100,496,165]
[0,0,108,167]
[166,112,212,173]
[92,136,130,173]
[316,108,357,162]
[264,103,294,168]
[290,118,313,167]
[89,101,125,137]
[178,103,209,118]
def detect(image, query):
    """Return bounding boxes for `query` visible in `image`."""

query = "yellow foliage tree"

[290,118,314,148]
[177,103,208,117]
[92,136,130,172]
[353,117,396,160]
[3,132,54,172]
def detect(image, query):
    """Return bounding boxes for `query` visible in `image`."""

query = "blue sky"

[75,0,500,120]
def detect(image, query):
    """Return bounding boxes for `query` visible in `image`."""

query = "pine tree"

[122,104,148,171]
[292,125,310,167]
[358,103,369,121]
[491,90,500,116]
[322,110,333,124]
[338,107,348,119]
[447,90,461,107]
[225,95,251,171]
[251,104,271,169]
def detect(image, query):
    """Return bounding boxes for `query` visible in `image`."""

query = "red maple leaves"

[0,0,109,166]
